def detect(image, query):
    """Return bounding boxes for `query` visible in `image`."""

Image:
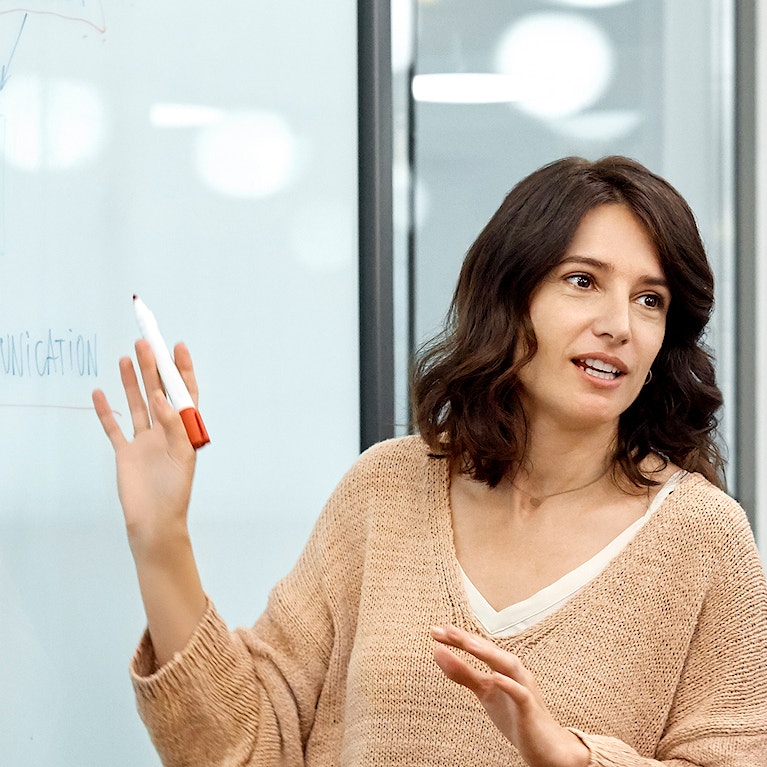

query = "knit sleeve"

[128,454,369,767]
[572,503,767,767]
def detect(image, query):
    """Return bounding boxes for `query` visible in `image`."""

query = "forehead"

[564,204,663,275]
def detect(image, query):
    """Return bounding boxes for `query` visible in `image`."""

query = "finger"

[134,339,172,430]
[490,670,536,708]
[432,625,531,685]
[134,339,165,402]
[150,390,196,459]
[92,388,127,450]
[433,642,532,708]
[172,342,199,406]
[119,355,151,436]
[433,642,485,690]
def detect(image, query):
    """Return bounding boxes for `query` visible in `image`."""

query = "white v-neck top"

[459,470,686,637]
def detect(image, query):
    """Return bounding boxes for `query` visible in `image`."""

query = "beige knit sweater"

[131,436,767,766]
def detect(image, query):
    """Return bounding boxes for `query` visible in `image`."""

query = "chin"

[565,402,623,430]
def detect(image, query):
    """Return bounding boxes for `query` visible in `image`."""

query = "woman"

[93,156,767,766]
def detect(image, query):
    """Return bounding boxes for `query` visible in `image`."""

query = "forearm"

[131,602,268,767]
[130,547,334,767]
[132,529,207,667]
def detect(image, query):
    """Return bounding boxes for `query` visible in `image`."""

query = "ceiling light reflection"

[412,73,521,104]
[194,111,298,198]
[551,0,633,8]
[494,13,614,119]
[150,103,225,127]
[1,75,104,171]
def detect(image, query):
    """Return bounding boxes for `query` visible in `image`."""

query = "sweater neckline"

[426,452,696,646]
[459,470,686,635]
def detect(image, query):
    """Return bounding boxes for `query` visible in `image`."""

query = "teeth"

[575,358,621,379]
[584,367,616,380]
[583,358,620,374]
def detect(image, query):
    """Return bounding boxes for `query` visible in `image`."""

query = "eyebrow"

[559,256,669,289]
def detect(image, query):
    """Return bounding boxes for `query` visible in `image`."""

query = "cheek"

[526,305,560,353]
[646,325,667,365]
[633,309,666,360]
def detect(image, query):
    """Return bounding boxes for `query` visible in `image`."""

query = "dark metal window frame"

[735,0,757,529]
[358,0,395,451]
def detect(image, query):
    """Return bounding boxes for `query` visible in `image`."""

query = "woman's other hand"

[431,625,590,767]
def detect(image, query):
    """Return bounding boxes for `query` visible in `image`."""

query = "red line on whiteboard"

[0,403,122,416]
[0,7,106,34]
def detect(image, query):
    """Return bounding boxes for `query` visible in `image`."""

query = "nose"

[592,293,631,344]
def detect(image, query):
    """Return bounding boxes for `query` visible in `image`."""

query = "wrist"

[562,728,591,767]
[127,517,192,565]
[132,529,207,666]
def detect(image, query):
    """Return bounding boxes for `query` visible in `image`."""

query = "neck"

[510,462,612,508]
[509,420,618,506]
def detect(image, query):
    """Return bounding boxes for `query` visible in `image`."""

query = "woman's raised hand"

[93,340,207,665]
[431,625,590,767]
[92,339,197,556]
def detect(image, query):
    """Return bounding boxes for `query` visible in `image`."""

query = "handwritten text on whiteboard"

[0,330,98,377]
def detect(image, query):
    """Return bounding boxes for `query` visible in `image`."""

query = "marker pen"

[132,295,210,449]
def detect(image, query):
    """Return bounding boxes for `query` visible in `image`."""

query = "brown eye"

[566,273,593,289]
[639,293,665,309]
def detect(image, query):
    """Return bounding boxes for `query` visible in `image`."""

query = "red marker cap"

[179,407,211,450]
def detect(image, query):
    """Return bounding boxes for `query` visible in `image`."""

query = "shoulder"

[309,436,444,565]
[661,472,759,562]
[287,438,435,575]
[672,472,749,528]
[346,434,437,481]
[639,474,766,621]
[669,474,767,626]
[320,435,440,510]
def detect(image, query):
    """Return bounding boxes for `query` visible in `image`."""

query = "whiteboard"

[0,2,360,764]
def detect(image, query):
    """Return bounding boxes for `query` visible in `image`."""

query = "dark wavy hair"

[411,156,725,490]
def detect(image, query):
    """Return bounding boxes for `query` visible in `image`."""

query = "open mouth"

[573,357,623,380]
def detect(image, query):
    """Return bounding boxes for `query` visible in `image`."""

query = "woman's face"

[515,204,670,433]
